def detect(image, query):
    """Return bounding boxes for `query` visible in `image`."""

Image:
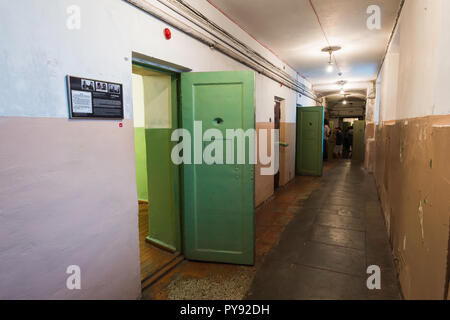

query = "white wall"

[0,0,314,121]
[378,51,399,122]
[377,0,449,122]
[433,0,450,116]
[0,0,315,299]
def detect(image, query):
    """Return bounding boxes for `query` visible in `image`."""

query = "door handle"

[279,142,289,147]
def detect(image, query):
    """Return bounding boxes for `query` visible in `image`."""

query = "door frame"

[274,100,281,189]
[132,59,183,253]
[131,61,257,265]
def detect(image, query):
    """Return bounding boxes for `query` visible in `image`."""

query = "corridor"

[247,161,401,300]
[1,0,449,301]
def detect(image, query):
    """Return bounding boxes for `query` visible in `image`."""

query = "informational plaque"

[67,76,124,119]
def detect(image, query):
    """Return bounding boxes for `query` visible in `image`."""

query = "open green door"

[296,106,324,176]
[181,71,255,265]
[352,120,365,162]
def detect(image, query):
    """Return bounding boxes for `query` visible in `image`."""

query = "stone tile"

[315,213,365,231]
[292,242,366,276]
[310,225,366,250]
[318,207,363,219]
[324,202,365,210]
[321,204,365,218]
[247,261,368,300]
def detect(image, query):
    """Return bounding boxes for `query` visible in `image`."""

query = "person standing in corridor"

[334,127,344,159]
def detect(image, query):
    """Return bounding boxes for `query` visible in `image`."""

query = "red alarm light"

[164,28,172,40]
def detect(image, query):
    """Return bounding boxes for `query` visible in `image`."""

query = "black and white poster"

[67,76,124,119]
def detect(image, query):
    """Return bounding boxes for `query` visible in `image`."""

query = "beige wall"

[255,120,298,207]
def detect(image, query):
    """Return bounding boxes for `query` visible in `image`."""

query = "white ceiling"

[208,0,401,93]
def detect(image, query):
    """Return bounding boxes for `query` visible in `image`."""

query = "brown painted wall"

[255,122,275,207]
[279,122,296,186]
[374,115,450,299]
[255,122,297,207]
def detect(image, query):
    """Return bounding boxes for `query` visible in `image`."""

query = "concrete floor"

[142,161,401,300]
[247,161,401,300]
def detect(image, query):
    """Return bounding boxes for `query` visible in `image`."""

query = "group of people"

[323,120,354,161]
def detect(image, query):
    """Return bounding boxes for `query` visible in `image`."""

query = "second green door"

[296,106,324,176]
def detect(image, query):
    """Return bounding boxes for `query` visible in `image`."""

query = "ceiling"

[208,0,401,102]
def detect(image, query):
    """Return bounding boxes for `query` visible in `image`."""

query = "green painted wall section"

[133,63,181,253]
[134,127,148,201]
[352,120,366,162]
[146,128,180,252]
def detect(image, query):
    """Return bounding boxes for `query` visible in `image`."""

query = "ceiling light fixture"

[342,93,349,105]
[321,46,341,75]
[325,50,334,73]
[337,80,347,96]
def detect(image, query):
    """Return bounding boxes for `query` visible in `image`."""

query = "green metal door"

[296,106,324,176]
[181,71,255,265]
[352,120,365,162]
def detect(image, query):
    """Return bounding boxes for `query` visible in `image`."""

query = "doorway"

[131,63,182,284]
[132,62,257,280]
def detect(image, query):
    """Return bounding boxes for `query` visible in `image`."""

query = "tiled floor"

[142,161,401,300]
[246,161,401,300]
